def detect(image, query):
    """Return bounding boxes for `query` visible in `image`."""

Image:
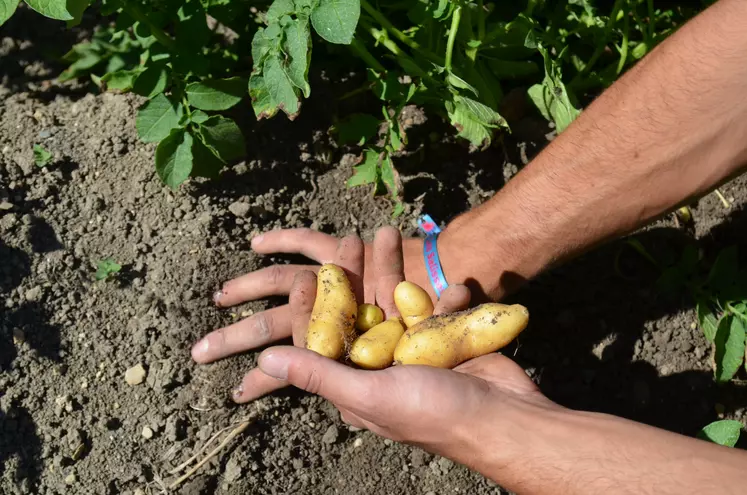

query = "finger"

[215,265,319,308]
[333,235,365,304]
[433,284,471,315]
[453,353,540,396]
[257,346,379,413]
[251,229,338,263]
[191,306,292,364]
[289,271,317,347]
[232,367,288,403]
[338,407,368,430]
[373,227,405,318]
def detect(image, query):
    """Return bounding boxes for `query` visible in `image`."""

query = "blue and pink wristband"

[417,214,449,298]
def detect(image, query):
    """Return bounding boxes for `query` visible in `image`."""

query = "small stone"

[383,438,393,446]
[292,458,304,470]
[142,426,154,440]
[228,201,250,218]
[0,201,13,211]
[353,438,363,448]
[25,286,42,302]
[321,425,339,445]
[134,490,146,495]
[438,457,454,474]
[64,473,76,485]
[12,328,24,344]
[125,364,147,385]
[224,457,242,483]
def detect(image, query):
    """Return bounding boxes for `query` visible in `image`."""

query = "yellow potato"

[305,264,357,360]
[349,318,406,370]
[394,281,434,327]
[393,303,529,368]
[355,303,385,332]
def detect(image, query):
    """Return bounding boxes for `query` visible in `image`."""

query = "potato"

[349,318,406,370]
[305,264,357,360]
[393,303,529,368]
[394,281,434,327]
[355,303,385,332]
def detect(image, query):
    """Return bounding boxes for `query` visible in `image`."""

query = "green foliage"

[95,258,122,280]
[3,0,704,214]
[698,420,743,448]
[33,144,53,167]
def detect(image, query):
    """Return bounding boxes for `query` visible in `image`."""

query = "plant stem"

[647,0,655,41]
[360,0,443,65]
[349,38,386,73]
[477,0,486,40]
[714,188,731,208]
[362,21,436,84]
[616,6,629,75]
[571,0,624,84]
[445,5,462,71]
[123,2,177,51]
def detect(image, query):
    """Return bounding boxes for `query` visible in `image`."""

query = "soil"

[2,10,747,495]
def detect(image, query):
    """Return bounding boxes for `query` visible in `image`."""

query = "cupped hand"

[192,227,440,401]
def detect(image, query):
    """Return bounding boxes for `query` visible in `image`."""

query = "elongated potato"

[349,318,406,370]
[393,303,529,368]
[394,281,434,327]
[355,303,384,332]
[305,264,357,360]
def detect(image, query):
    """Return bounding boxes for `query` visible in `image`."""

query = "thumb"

[257,346,374,411]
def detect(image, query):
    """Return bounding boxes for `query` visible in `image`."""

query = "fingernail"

[192,338,209,358]
[258,352,289,380]
[231,384,243,401]
[213,290,223,306]
[251,235,264,247]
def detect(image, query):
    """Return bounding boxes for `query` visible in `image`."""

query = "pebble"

[141,426,154,440]
[0,201,13,210]
[64,473,76,485]
[228,201,250,218]
[353,438,363,448]
[125,364,147,385]
[25,286,42,302]
[321,425,339,444]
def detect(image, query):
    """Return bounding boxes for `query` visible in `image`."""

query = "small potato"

[305,264,357,360]
[349,318,406,370]
[394,281,434,327]
[355,303,385,332]
[393,303,529,368]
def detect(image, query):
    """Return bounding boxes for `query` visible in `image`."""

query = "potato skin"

[349,318,406,370]
[355,303,385,332]
[393,303,529,368]
[394,281,434,327]
[305,264,357,360]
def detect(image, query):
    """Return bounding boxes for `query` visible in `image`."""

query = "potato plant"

[1,0,706,214]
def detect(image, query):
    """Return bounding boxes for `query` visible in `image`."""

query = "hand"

[192,227,445,401]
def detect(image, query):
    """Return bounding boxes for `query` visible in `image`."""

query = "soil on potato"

[2,13,747,495]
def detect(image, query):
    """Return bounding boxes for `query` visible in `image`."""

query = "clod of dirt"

[228,201,251,218]
[125,364,147,385]
[321,425,339,445]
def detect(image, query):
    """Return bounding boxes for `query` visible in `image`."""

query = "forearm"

[462,402,747,494]
[439,0,747,299]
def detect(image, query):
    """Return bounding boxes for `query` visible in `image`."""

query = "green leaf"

[347,149,379,187]
[446,72,478,97]
[446,95,506,148]
[155,129,194,189]
[195,116,245,162]
[528,45,581,132]
[380,153,400,200]
[250,55,301,119]
[282,17,311,98]
[266,0,294,22]
[132,66,168,98]
[186,77,246,111]
[311,0,360,45]
[714,315,746,383]
[95,258,121,281]
[697,299,719,342]
[334,113,380,146]
[0,0,20,26]
[251,26,278,69]
[190,110,210,124]
[101,69,141,92]
[190,129,225,179]
[33,144,53,167]
[697,420,742,448]
[24,0,88,21]
[136,94,184,143]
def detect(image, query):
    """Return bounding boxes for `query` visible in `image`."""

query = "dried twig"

[714,188,731,209]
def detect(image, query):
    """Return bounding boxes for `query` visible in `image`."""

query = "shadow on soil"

[512,201,747,436]
[0,402,42,490]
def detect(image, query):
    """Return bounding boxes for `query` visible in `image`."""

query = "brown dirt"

[2,13,747,495]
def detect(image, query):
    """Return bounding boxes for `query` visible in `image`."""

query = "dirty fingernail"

[213,290,223,306]
[258,352,289,380]
[231,384,243,401]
